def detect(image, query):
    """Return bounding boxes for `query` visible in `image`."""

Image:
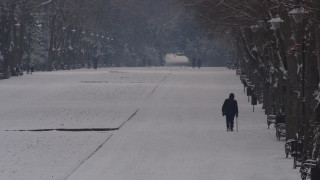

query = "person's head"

[229,93,235,100]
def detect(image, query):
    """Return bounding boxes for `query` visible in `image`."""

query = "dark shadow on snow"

[6,128,119,132]
[5,109,140,132]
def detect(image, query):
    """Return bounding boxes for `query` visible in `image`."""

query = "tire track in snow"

[145,73,172,100]
[5,110,138,132]
[63,134,113,180]
[6,128,118,132]
[117,109,139,129]
[116,73,171,130]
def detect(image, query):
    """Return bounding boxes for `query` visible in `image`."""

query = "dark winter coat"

[222,97,238,117]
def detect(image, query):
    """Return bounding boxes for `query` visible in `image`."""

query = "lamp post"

[301,40,306,137]
[267,16,283,116]
[288,7,308,24]
[288,5,309,168]
[288,6,308,138]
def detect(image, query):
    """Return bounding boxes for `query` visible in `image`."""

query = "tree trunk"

[47,15,56,71]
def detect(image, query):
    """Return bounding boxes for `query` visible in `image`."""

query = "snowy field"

[0,66,299,180]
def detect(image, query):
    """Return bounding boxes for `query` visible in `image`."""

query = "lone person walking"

[222,93,238,131]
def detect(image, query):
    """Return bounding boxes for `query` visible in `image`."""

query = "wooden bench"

[300,159,318,180]
[275,114,286,141]
[275,123,286,141]
[267,115,276,129]
[285,139,296,158]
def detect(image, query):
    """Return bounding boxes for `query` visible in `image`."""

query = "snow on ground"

[0,69,167,130]
[0,67,299,180]
[0,131,112,180]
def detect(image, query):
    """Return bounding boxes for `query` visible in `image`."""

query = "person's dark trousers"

[226,116,235,130]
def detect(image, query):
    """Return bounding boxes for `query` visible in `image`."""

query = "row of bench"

[267,114,286,140]
[268,115,320,179]
[238,70,319,180]
[286,136,320,179]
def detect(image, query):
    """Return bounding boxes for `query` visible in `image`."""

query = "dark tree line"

[0,0,228,78]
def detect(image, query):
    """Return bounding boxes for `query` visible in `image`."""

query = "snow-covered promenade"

[0,67,298,180]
